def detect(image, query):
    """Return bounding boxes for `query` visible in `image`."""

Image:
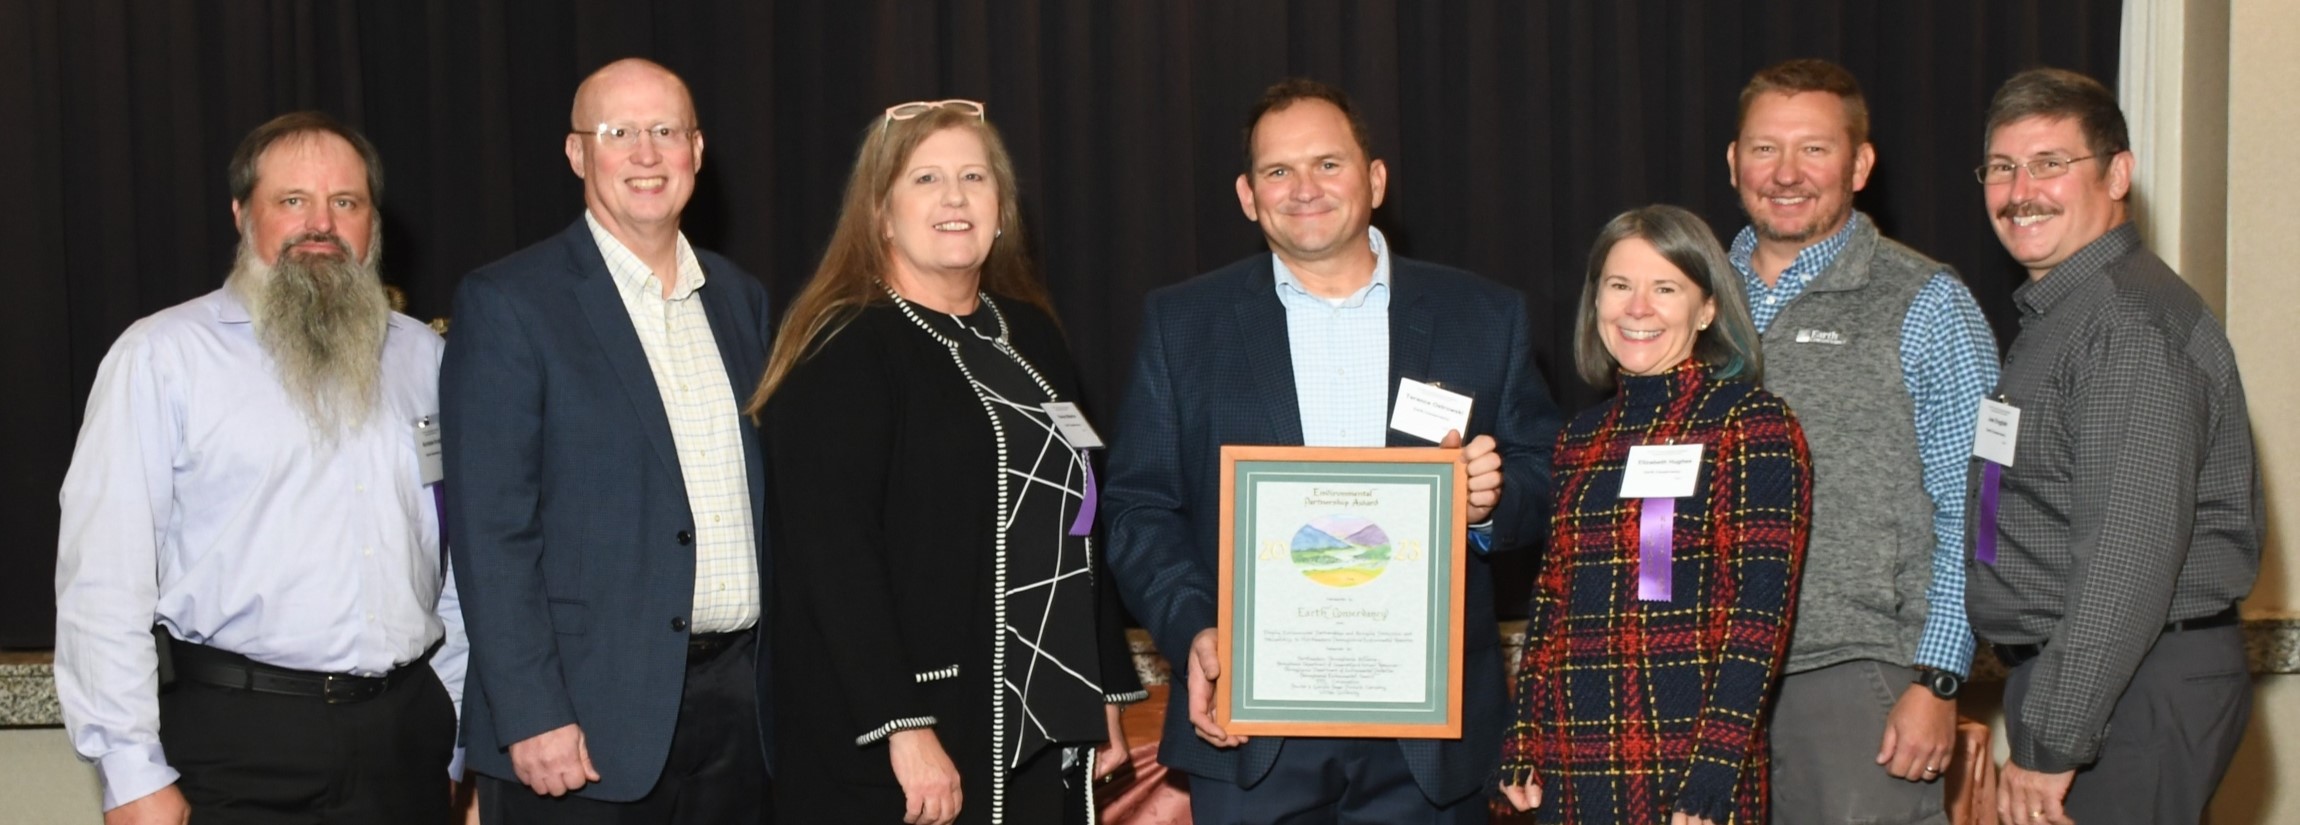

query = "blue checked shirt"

[1731,214,2000,677]
[1272,227,1495,551]
[1273,227,1394,448]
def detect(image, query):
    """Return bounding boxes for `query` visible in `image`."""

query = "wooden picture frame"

[1215,445,1468,739]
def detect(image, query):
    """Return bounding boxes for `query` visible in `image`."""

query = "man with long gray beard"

[55,112,467,825]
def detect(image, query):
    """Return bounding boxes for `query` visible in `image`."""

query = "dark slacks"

[1769,660,1949,825]
[482,638,770,825]
[1186,738,1487,825]
[2003,623,2250,824]
[159,660,456,824]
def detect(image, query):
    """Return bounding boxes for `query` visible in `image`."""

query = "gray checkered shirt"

[1966,223,2263,772]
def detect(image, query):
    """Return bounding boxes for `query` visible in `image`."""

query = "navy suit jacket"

[1103,251,1562,804]
[441,219,774,801]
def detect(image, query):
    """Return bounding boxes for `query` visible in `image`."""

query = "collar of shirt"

[2012,222,2142,318]
[1730,212,1867,322]
[585,210,706,302]
[214,283,255,324]
[1272,226,1393,308]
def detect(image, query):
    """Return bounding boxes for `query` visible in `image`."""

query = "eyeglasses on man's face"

[1974,155,2097,185]
[571,123,699,152]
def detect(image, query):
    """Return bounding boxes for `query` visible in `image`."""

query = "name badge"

[1971,397,2020,467]
[1619,444,1704,499]
[1388,378,1475,444]
[1042,402,1104,450]
[415,415,444,485]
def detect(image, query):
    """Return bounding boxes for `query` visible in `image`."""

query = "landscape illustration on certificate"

[1246,477,1434,706]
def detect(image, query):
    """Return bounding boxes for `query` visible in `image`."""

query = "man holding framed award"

[1103,78,1564,824]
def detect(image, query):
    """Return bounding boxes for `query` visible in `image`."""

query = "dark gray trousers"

[2003,623,2250,825]
[1769,660,1949,825]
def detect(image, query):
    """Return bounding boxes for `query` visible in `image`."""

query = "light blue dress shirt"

[1730,214,2001,676]
[1274,226,1394,448]
[54,287,468,810]
[1271,228,1495,549]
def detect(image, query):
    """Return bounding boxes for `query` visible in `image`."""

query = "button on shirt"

[1731,213,2001,676]
[55,288,468,810]
[587,213,759,633]
[1275,226,1393,448]
[1966,223,2261,772]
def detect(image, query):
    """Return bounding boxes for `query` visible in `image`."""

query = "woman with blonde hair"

[750,100,1141,825]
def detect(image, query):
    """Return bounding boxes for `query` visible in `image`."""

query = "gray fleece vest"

[1758,216,1943,674]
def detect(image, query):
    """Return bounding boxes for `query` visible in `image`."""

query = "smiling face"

[231,132,375,266]
[1595,237,1718,376]
[1235,98,1388,270]
[1984,115,2132,280]
[882,126,999,285]
[1729,91,1874,251]
[566,62,703,240]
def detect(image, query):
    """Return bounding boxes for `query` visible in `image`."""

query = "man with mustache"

[442,58,774,823]
[1721,59,2000,825]
[1969,68,2259,825]
[55,112,467,825]
[1104,78,1561,823]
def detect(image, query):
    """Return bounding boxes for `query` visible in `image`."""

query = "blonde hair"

[745,105,1053,413]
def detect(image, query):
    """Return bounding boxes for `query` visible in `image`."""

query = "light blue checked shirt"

[1273,227,1394,448]
[1272,227,1496,552]
[1731,214,2000,677]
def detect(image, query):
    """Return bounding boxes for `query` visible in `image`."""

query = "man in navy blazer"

[1104,79,1562,823]
[442,58,774,823]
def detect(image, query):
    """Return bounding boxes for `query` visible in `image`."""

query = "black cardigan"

[761,296,1141,791]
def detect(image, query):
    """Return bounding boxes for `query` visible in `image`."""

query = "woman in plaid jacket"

[1500,206,1812,824]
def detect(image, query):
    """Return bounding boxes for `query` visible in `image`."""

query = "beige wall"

[2213,0,2298,821]
[0,728,101,825]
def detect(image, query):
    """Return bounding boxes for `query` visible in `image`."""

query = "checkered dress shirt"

[1273,226,1394,448]
[1731,215,2000,676]
[1967,223,2262,772]
[586,212,760,632]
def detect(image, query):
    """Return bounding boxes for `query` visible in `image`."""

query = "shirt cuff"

[97,745,179,812]
[448,746,466,783]
[1467,520,1495,554]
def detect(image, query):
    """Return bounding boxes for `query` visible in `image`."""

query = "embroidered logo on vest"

[1793,329,1848,345]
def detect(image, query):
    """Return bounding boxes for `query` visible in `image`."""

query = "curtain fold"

[0,0,2122,645]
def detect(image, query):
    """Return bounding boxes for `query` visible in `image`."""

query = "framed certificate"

[1215,445,1468,738]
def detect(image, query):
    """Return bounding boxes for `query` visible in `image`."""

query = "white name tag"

[1388,378,1475,444]
[1971,398,2020,466]
[1041,402,1104,450]
[415,415,444,485]
[1619,444,1704,499]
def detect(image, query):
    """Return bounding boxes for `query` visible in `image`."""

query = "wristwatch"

[1913,667,1963,700]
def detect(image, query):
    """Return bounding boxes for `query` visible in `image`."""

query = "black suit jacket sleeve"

[762,319,932,742]
[441,273,579,747]
[1102,289,1220,665]
[1485,291,1561,553]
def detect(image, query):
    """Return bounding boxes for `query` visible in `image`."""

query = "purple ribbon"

[1637,497,1674,602]
[1975,462,2002,565]
[1068,454,1097,537]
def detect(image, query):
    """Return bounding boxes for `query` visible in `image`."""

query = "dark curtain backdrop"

[0,0,2120,647]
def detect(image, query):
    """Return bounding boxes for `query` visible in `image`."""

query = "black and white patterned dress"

[892,291,1114,813]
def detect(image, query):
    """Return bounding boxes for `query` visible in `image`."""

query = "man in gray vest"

[1971,68,2258,825]
[1723,59,2001,824]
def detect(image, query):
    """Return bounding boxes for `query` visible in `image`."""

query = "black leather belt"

[687,629,753,663]
[1990,605,2240,669]
[169,637,435,704]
